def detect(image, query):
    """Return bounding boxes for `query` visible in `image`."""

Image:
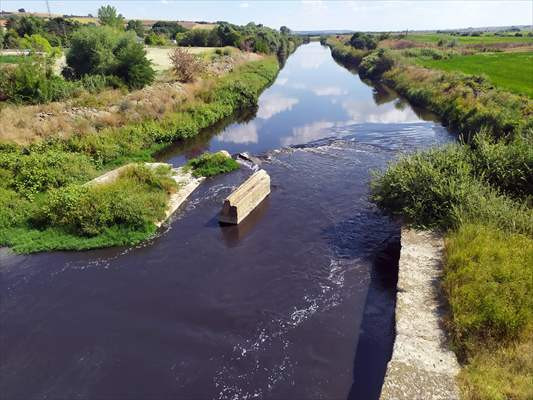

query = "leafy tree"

[98,5,125,29]
[113,38,155,89]
[19,34,61,58]
[144,32,167,46]
[0,29,4,49]
[66,26,154,89]
[349,32,377,50]
[126,20,144,37]
[151,21,186,39]
[176,29,210,46]
[280,26,291,35]
[3,29,21,48]
[7,15,43,37]
[44,17,79,46]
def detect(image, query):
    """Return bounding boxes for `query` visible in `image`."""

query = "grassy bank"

[0,57,279,253]
[327,36,533,399]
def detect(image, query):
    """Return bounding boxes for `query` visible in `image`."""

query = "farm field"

[405,33,533,45]
[417,51,533,97]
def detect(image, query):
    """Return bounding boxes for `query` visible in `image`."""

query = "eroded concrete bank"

[380,229,460,400]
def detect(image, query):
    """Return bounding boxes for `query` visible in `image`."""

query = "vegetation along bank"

[0,5,304,254]
[327,32,532,399]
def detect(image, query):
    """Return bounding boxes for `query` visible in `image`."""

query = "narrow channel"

[0,42,453,400]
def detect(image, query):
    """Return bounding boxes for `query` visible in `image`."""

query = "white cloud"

[239,2,249,8]
[312,86,348,96]
[341,99,420,124]
[218,122,258,144]
[282,120,335,146]
[257,93,299,119]
[275,77,289,86]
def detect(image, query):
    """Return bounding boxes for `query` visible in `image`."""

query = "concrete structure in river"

[380,229,460,400]
[219,169,271,225]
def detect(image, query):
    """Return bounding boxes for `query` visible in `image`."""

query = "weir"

[219,169,271,224]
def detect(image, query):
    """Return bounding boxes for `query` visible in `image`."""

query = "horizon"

[1,1,532,31]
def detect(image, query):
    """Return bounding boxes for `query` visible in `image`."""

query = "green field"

[418,51,533,97]
[0,54,24,64]
[405,33,533,45]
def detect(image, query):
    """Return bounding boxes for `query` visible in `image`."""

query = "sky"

[2,1,532,31]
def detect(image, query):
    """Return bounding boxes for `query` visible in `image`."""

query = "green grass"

[185,152,240,177]
[0,164,176,253]
[0,55,25,64]
[445,224,533,400]
[417,52,533,97]
[405,33,533,45]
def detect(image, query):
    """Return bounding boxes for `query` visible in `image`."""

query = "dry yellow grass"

[0,49,263,145]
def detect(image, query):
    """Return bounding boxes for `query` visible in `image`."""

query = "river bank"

[327,36,533,399]
[0,55,280,253]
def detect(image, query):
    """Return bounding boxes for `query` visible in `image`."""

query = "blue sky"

[3,1,532,31]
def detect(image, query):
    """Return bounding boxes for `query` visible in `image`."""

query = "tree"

[349,32,377,50]
[67,26,119,77]
[113,38,155,89]
[176,29,209,46]
[98,5,125,29]
[7,15,43,37]
[66,26,154,89]
[280,26,291,35]
[151,21,186,39]
[126,20,144,37]
[0,29,4,49]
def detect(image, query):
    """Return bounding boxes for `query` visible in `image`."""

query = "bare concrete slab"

[380,229,460,400]
[155,167,204,227]
[219,169,270,224]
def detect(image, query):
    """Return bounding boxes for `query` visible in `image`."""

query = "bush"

[349,32,377,50]
[0,148,97,198]
[36,164,176,236]
[67,26,154,89]
[185,152,239,177]
[359,49,395,79]
[169,47,205,82]
[370,144,533,235]
[444,224,533,355]
[144,32,167,46]
[113,38,155,89]
[80,74,107,94]
[470,132,533,199]
[177,29,210,47]
[0,58,81,104]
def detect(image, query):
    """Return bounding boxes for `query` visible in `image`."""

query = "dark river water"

[0,43,453,400]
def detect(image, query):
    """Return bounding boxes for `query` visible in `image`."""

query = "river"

[0,42,453,400]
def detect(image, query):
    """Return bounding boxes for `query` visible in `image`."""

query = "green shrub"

[144,32,167,46]
[80,74,107,94]
[185,152,240,177]
[471,132,533,199]
[0,58,81,104]
[444,224,533,355]
[359,49,395,79]
[35,164,176,236]
[349,32,377,50]
[113,38,155,89]
[67,26,154,89]
[370,144,533,235]
[0,148,97,198]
